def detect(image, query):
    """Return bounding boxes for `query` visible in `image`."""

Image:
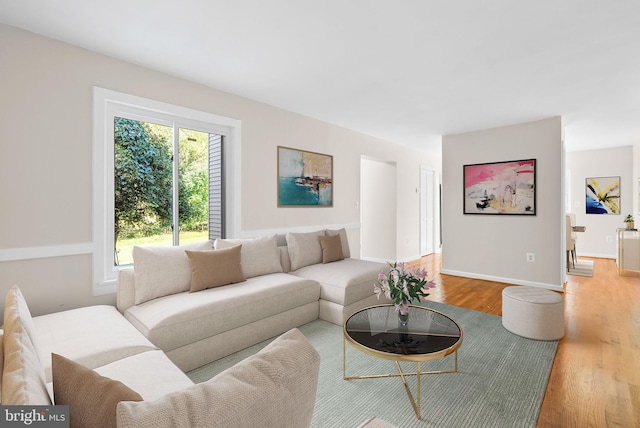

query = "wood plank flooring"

[408,255,640,428]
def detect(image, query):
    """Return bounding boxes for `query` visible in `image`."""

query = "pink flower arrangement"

[373,262,436,315]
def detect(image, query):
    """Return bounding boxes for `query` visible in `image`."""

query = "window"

[93,88,241,295]
[113,118,223,265]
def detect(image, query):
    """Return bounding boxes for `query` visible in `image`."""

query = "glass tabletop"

[344,305,463,360]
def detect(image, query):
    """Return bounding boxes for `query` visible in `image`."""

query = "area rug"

[187,301,558,427]
[568,258,594,277]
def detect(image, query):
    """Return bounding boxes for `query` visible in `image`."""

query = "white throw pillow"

[286,230,325,271]
[132,241,213,305]
[2,285,52,405]
[214,234,283,279]
[325,228,351,258]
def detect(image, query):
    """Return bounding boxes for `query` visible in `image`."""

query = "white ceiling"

[2,0,640,155]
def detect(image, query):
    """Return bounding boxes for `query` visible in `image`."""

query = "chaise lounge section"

[283,229,390,325]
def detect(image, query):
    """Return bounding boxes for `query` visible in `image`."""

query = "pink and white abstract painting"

[464,159,536,215]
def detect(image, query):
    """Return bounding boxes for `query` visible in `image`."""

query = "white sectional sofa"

[1,227,389,426]
[1,285,320,427]
[117,228,390,371]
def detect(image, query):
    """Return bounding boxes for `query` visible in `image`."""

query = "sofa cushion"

[292,258,389,306]
[214,234,283,278]
[326,228,351,258]
[52,353,143,428]
[186,246,245,292]
[319,234,344,264]
[94,350,194,402]
[124,273,320,352]
[32,305,157,383]
[116,328,320,428]
[286,230,325,271]
[2,285,51,405]
[132,240,213,304]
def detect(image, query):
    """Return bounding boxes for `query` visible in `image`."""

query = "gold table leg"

[395,360,422,419]
[343,337,458,420]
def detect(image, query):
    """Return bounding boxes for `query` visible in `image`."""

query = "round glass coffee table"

[343,304,463,420]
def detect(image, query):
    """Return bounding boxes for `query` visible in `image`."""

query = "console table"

[616,228,640,276]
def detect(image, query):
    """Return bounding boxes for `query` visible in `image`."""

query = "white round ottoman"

[502,286,564,340]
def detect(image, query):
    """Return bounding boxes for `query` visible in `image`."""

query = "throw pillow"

[318,234,344,264]
[132,240,213,305]
[214,234,283,278]
[2,285,51,405]
[52,353,143,428]
[286,230,325,271]
[186,245,245,292]
[116,328,320,428]
[325,228,351,258]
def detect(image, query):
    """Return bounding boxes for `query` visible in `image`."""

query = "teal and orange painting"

[278,147,333,206]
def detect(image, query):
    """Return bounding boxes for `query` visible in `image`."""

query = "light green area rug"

[187,301,558,427]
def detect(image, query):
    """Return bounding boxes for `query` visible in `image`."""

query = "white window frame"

[92,87,241,296]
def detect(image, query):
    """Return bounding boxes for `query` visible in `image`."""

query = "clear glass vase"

[398,310,409,326]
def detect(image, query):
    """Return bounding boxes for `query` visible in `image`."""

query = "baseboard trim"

[577,252,615,259]
[440,269,564,292]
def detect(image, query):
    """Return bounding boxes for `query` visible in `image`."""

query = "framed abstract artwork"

[277,146,333,207]
[586,176,620,214]
[463,159,536,215]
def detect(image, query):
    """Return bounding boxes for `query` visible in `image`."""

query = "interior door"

[420,167,435,256]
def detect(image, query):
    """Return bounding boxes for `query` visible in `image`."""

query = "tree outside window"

[113,117,212,265]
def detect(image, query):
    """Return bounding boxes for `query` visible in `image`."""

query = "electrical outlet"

[526,253,535,262]
[606,236,613,243]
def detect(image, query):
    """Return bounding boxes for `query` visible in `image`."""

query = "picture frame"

[463,159,536,215]
[278,146,333,207]
[585,176,620,214]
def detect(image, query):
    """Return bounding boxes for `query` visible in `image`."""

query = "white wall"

[566,146,634,258]
[0,24,440,316]
[441,117,564,290]
[635,142,640,218]
[361,158,397,261]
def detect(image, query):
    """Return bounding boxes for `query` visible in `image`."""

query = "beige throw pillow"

[319,234,344,264]
[132,241,213,304]
[214,234,283,278]
[186,246,245,292]
[286,230,325,271]
[326,228,351,258]
[52,353,143,428]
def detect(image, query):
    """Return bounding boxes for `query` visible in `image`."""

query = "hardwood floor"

[408,255,640,428]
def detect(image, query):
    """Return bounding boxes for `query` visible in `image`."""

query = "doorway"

[361,157,397,261]
[420,166,439,256]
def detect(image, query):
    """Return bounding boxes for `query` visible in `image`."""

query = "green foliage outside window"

[114,118,209,254]
[114,117,173,241]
